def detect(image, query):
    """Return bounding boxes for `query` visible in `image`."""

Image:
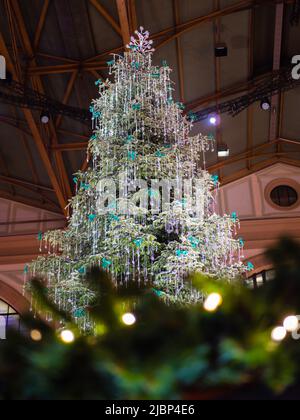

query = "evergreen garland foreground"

[3,239,300,400]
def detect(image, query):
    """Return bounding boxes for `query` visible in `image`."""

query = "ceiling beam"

[116,0,131,46]
[269,1,284,142]
[55,71,78,128]
[155,0,280,51]
[247,7,255,170]
[11,0,72,204]
[34,0,50,51]
[0,22,67,215]
[185,68,277,113]
[0,190,62,214]
[89,0,122,37]
[82,0,294,65]
[128,0,138,33]
[208,138,300,173]
[51,142,88,152]
[27,62,107,76]
[173,0,185,103]
[0,174,54,193]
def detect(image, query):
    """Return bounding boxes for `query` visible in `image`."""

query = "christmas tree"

[27,28,247,331]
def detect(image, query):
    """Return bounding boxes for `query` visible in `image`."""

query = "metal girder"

[0,4,67,214]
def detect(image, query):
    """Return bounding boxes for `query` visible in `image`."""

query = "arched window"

[0,299,21,340]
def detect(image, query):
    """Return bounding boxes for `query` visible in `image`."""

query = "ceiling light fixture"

[40,111,50,124]
[260,99,271,111]
[215,43,228,57]
[217,144,230,158]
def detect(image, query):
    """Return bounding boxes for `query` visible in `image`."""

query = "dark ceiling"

[0,0,300,215]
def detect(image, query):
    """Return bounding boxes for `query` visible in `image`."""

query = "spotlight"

[260,99,271,111]
[40,111,50,124]
[209,116,217,125]
[217,144,230,158]
[208,114,220,126]
[215,43,228,57]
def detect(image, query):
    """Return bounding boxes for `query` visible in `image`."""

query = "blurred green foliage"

[1,238,300,400]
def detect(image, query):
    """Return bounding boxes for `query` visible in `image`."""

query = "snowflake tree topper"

[126,27,155,54]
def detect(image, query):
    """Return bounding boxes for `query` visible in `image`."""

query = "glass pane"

[0,300,21,339]
[0,301,8,314]
[7,315,20,332]
[8,306,17,315]
[0,316,6,339]
[271,186,298,207]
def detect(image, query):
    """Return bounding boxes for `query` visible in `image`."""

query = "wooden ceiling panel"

[180,24,216,103]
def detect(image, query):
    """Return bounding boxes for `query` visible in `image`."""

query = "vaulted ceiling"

[0,0,300,216]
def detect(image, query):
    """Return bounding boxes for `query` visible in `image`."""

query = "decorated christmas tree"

[26,29,247,331]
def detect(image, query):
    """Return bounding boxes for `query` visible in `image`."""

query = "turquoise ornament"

[151,73,160,79]
[188,236,200,249]
[133,238,144,248]
[89,106,101,119]
[131,61,140,70]
[128,151,137,161]
[181,198,187,207]
[102,258,112,269]
[73,177,78,184]
[162,60,168,67]
[152,288,164,297]
[107,59,115,66]
[38,232,43,241]
[176,250,189,257]
[176,102,185,110]
[90,134,97,141]
[78,267,86,275]
[81,183,90,191]
[239,238,245,247]
[109,213,120,222]
[231,212,238,222]
[211,175,219,186]
[24,265,29,274]
[74,308,86,319]
[247,262,254,271]
[188,112,197,122]
[155,151,166,158]
[126,135,135,143]
[88,214,96,222]
[95,79,102,86]
[132,103,141,111]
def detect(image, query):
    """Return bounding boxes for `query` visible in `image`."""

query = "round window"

[270,185,298,208]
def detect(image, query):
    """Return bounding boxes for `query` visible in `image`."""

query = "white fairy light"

[204,293,223,312]
[60,330,75,344]
[122,313,136,326]
[283,316,299,332]
[271,327,287,342]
